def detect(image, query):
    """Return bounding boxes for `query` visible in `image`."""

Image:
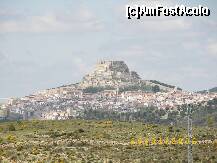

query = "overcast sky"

[0,0,217,98]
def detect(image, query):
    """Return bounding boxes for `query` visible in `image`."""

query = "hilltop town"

[0,61,216,121]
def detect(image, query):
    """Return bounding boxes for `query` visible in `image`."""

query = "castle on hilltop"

[79,60,141,88]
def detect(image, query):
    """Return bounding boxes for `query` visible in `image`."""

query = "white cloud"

[0,7,103,33]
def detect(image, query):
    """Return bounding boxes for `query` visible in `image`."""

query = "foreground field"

[0,120,217,163]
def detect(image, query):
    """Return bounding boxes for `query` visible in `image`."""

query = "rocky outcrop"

[79,61,141,88]
[78,61,178,92]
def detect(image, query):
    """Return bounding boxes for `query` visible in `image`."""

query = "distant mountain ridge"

[209,87,217,92]
[198,87,217,93]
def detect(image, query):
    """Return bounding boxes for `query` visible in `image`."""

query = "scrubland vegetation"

[0,120,217,163]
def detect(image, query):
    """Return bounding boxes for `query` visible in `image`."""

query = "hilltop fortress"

[78,61,177,92]
[79,61,141,88]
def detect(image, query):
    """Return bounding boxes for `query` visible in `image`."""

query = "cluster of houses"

[1,61,216,121]
[1,85,216,121]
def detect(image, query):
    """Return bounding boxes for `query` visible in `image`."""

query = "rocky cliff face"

[79,61,141,88]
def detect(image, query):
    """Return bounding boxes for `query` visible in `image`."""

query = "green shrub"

[6,134,16,142]
[83,86,105,93]
[16,145,24,151]
[0,137,3,144]
[8,124,16,131]
[168,126,173,133]
[78,128,85,133]
[16,120,22,125]
[49,131,63,138]
[175,129,180,132]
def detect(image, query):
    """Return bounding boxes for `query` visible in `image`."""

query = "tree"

[152,85,160,93]
[8,124,16,131]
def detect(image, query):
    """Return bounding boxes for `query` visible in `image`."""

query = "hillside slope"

[0,120,216,162]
